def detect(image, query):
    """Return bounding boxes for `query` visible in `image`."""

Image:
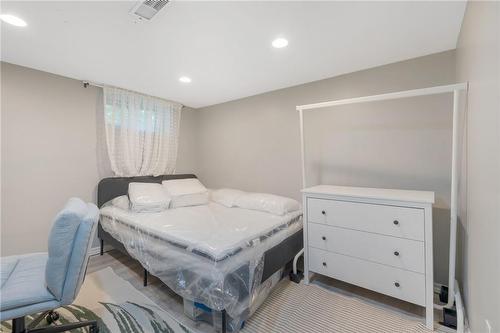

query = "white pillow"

[162,178,209,208]
[211,188,246,208]
[234,192,301,216]
[111,195,130,210]
[128,182,171,212]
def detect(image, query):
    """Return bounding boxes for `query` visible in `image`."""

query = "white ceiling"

[1,1,466,108]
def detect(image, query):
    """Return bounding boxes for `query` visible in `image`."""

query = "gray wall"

[195,50,457,285]
[1,62,101,255]
[0,62,197,255]
[176,107,199,174]
[456,2,500,332]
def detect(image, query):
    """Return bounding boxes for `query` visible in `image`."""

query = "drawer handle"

[394,251,400,256]
[393,220,399,226]
[321,210,326,215]
[394,282,400,288]
[322,236,326,241]
[322,262,327,267]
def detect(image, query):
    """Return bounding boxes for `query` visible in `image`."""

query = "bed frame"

[97,174,303,332]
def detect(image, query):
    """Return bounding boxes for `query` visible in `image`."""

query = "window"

[103,86,182,176]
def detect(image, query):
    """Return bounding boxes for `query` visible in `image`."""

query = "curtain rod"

[82,80,184,107]
[82,81,103,88]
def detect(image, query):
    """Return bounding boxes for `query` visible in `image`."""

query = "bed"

[97,174,303,332]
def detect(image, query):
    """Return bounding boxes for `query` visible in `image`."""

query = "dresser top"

[301,185,435,204]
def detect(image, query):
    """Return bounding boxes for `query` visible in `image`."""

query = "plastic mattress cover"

[100,197,302,330]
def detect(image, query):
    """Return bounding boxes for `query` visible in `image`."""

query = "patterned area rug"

[1,267,196,333]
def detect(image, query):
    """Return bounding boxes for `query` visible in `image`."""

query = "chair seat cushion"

[0,253,57,312]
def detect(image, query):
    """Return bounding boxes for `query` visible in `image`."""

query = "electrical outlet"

[485,319,492,333]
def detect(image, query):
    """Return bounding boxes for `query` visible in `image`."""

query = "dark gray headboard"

[97,174,197,207]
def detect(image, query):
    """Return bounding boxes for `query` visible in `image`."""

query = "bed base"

[98,226,301,333]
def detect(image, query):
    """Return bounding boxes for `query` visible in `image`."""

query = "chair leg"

[27,311,51,329]
[100,238,104,256]
[12,317,25,333]
[221,310,227,333]
[28,320,98,333]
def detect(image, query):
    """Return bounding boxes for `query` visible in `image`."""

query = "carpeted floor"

[244,279,432,333]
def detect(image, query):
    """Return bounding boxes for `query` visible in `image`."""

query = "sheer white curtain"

[103,86,182,177]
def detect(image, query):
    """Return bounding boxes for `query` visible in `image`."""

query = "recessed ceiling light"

[272,37,288,49]
[179,76,191,83]
[0,14,27,27]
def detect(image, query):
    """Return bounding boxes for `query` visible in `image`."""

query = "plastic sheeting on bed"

[99,198,302,331]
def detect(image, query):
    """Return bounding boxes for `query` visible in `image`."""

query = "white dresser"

[302,185,434,330]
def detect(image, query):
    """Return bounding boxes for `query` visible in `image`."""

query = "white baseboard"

[88,244,113,256]
[433,282,470,333]
[465,323,471,333]
[434,282,445,294]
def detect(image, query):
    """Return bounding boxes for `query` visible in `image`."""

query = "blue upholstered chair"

[0,198,100,333]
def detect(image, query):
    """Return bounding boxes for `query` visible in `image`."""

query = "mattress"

[100,201,302,262]
[100,198,302,329]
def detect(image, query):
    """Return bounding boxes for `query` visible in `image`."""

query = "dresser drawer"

[308,223,425,273]
[307,198,425,241]
[309,247,426,306]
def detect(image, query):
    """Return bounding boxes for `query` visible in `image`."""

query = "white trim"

[424,203,434,329]
[296,83,467,111]
[446,89,460,308]
[302,193,310,285]
[88,246,101,256]
[299,109,306,188]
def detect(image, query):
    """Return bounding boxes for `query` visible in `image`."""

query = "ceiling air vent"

[130,0,169,21]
